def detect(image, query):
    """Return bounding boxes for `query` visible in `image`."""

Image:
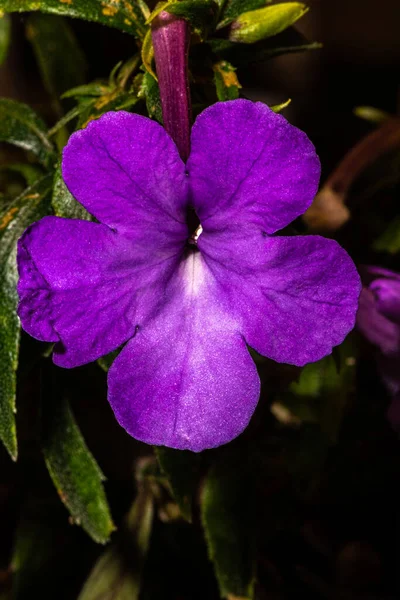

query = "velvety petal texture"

[17,217,181,367]
[108,253,259,451]
[17,100,361,451]
[187,100,321,234]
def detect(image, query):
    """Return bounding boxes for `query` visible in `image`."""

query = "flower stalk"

[151,12,191,162]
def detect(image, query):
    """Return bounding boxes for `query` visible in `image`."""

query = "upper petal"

[108,251,260,451]
[198,228,361,366]
[187,99,320,234]
[17,216,180,367]
[62,111,189,242]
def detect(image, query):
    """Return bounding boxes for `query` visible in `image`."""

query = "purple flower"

[17,100,361,451]
[357,266,400,429]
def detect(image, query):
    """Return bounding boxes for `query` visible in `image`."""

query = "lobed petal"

[62,111,189,244]
[17,217,181,367]
[108,251,260,451]
[198,228,361,366]
[187,99,320,234]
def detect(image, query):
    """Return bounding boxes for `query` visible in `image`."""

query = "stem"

[151,12,191,162]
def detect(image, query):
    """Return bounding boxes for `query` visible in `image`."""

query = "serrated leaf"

[0,98,56,168]
[139,72,163,122]
[155,447,201,522]
[229,2,308,44]
[167,0,218,40]
[0,13,11,65]
[0,175,53,460]
[213,59,241,101]
[201,453,257,599]
[52,162,92,220]
[78,479,154,599]
[41,392,114,543]
[0,0,146,39]
[26,14,87,111]
[217,0,266,30]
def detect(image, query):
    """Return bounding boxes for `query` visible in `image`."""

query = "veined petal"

[108,251,260,452]
[198,229,361,366]
[187,99,320,234]
[62,111,189,244]
[17,217,181,367]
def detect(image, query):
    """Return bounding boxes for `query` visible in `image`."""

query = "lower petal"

[107,252,260,451]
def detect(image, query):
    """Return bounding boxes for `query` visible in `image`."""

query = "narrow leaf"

[78,479,154,599]
[201,454,257,599]
[141,27,156,80]
[62,82,110,99]
[0,98,56,168]
[41,392,114,543]
[213,59,241,101]
[0,0,146,37]
[0,175,53,460]
[139,72,163,122]
[0,13,11,65]
[155,447,201,522]
[270,98,291,112]
[52,162,91,220]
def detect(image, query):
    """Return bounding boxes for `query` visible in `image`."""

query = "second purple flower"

[17,99,361,451]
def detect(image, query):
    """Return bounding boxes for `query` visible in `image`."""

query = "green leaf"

[373,214,400,254]
[354,105,392,125]
[26,14,87,110]
[52,162,92,220]
[47,99,95,136]
[0,163,44,186]
[139,72,163,122]
[213,59,241,101]
[145,0,174,24]
[0,98,56,168]
[229,2,308,44]
[41,393,114,543]
[209,27,321,64]
[78,478,154,599]
[167,0,218,40]
[0,13,11,65]
[0,175,53,460]
[270,97,291,112]
[0,0,146,39]
[217,0,266,29]
[276,338,357,442]
[155,447,201,522]
[141,27,156,80]
[201,453,257,599]
[62,82,111,99]
[11,512,56,599]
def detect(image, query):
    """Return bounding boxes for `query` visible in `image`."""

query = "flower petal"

[17,216,180,367]
[62,111,189,242]
[187,99,320,234]
[357,288,400,355]
[198,228,361,366]
[108,252,260,451]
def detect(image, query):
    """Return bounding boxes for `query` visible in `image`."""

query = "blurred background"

[1,1,400,599]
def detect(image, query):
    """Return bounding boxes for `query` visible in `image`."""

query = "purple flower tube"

[151,12,191,161]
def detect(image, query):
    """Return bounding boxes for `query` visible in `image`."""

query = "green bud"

[229,2,308,44]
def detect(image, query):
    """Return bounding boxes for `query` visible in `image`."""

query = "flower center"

[186,206,202,246]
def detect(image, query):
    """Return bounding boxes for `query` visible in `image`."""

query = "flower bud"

[229,2,308,45]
